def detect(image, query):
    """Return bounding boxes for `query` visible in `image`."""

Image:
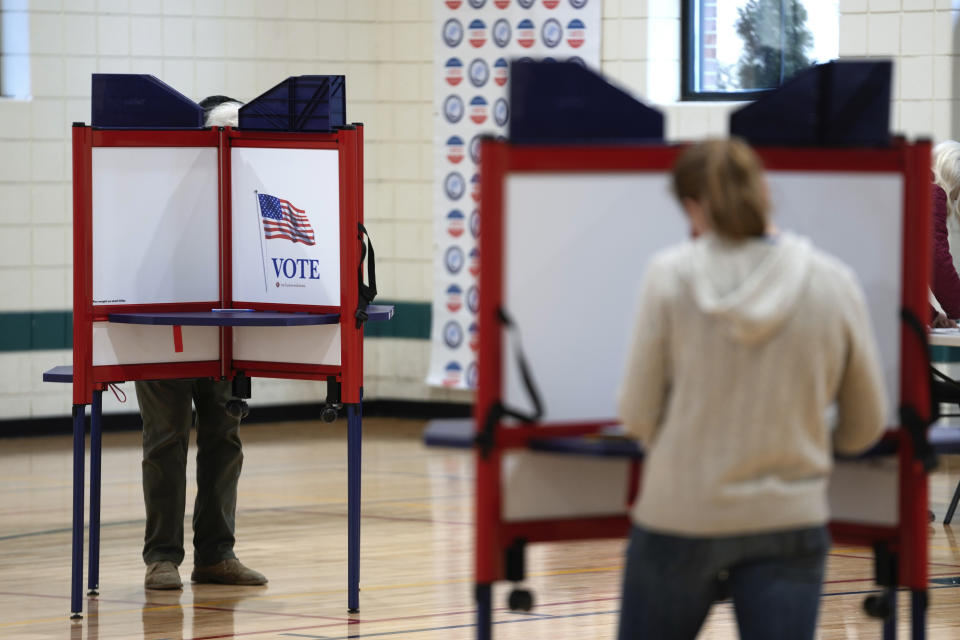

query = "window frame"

[680,0,786,102]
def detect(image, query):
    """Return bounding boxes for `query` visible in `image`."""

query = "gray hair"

[934,140,960,220]
[204,101,242,128]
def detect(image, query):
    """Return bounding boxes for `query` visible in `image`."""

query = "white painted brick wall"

[837,4,960,141]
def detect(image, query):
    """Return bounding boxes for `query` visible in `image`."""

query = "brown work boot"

[145,561,183,590]
[191,558,267,586]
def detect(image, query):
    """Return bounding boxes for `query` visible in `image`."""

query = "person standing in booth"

[617,139,887,639]
[139,96,267,591]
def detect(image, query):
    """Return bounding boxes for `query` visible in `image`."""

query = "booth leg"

[883,589,897,640]
[911,590,927,640]
[476,583,492,640]
[945,482,960,525]
[347,402,362,613]
[70,405,86,619]
[87,390,102,596]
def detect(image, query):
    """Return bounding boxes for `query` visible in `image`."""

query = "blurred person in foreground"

[617,139,887,640]
[139,96,267,591]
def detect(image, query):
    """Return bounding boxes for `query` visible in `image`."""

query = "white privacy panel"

[233,325,341,366]
[503,171,902,426]
[92,147,219,306]
[767,172,902,423]
[501,451,631,522]
[503,173,687,424]
[828,458,899,526]
[231,147,341,306]
[92,322,219,366]
[497,452,897,525]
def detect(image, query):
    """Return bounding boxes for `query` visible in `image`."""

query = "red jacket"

[932,184,960,318]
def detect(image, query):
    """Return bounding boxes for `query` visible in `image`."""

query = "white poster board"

[497,452,899,526]
[233,325,341,366]
[231,147,341,306]
[503,173,687,423]
[92,322,219,366]
[92,147,219,306]
[503,170,902,427]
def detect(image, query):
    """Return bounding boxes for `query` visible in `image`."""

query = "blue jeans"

[618,524,829,640]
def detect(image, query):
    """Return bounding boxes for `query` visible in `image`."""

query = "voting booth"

[442,61,937,640]
[48,74,389,618]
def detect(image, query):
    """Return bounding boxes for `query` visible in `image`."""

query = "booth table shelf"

[106,305,394,327]
[929,330,960,348]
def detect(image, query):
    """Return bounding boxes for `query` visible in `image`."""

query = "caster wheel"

[508,588,533,612]
[225,399,250,420]
[321,405,338,423]
[863,593,892,619]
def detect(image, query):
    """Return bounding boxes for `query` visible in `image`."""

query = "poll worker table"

[45,120,389,620]
[929,329,960,348]
[454,136,936,640]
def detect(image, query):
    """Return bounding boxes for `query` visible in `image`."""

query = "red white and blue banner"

[428,0,602,389]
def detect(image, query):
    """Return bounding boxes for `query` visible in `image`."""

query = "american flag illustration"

[257,193,315,246]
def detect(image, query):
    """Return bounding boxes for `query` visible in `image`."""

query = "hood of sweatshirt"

[684,231,813,345]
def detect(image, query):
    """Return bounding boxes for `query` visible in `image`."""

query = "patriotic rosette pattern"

[428,0,601,389]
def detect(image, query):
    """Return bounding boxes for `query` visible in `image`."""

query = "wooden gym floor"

[3,418,960,639]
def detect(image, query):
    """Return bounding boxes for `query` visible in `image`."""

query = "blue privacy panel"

[91,74,204,129]
[239,76,347,132]
[730,60,892,147]
[509,60,664,144]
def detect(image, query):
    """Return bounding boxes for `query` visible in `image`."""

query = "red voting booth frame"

[65,124,371,618]
[474,139,933,640]
[71,125,366,402]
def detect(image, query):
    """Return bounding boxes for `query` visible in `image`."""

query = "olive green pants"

[136,379,242,567]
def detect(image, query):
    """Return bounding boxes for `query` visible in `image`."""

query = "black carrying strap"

[476,307,544,458]
[900,308,938,472]
[931,365,960,396]
[355,223,377,328]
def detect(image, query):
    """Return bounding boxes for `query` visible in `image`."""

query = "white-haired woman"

[931,141,960,324]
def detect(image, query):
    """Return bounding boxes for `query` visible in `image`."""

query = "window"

[681,0,838,101]
[1,8,31,98]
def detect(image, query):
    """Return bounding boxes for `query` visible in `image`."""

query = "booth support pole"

[883,590,896,640]
[476,583,492,640]
[87,390,102,595]
[912,590,927,640]
[70,404,86,619]
[475,139,508,597]
[347,402,362,613]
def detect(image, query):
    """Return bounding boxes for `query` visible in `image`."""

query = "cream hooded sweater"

[618,232,887,536]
